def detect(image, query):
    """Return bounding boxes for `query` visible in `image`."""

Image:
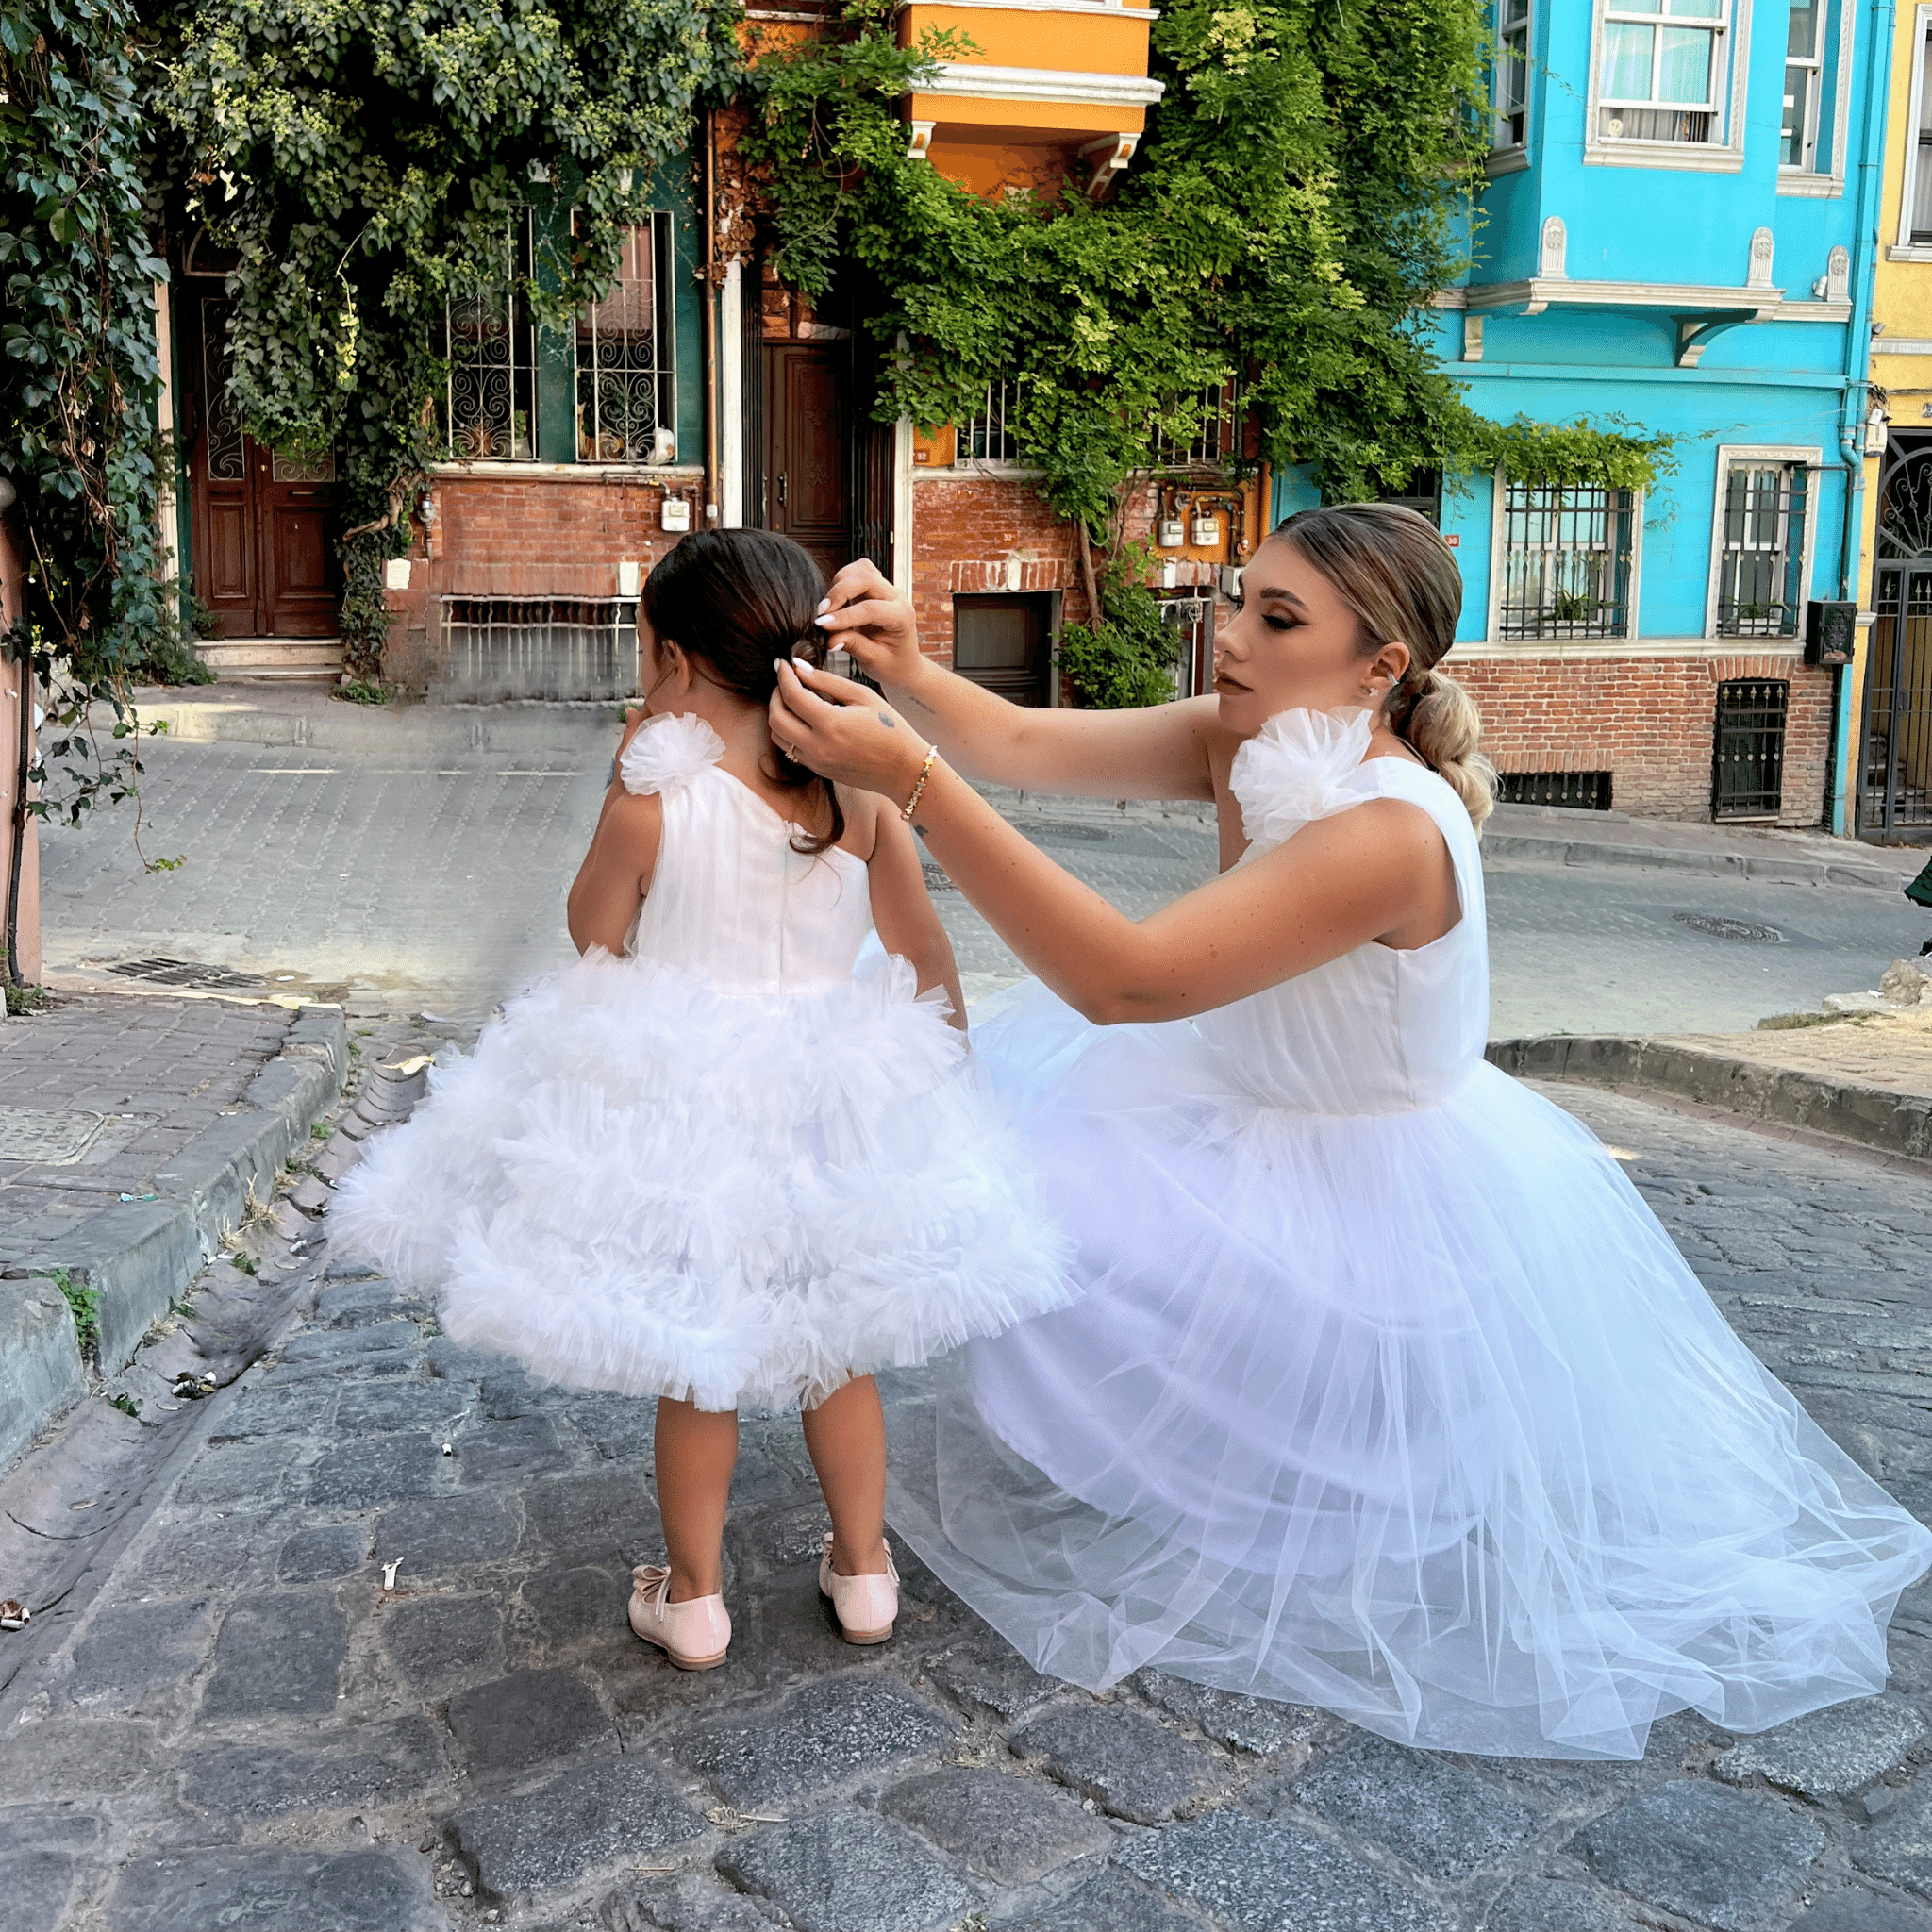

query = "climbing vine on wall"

[1468,416,1678,494]
[142,0,745,675]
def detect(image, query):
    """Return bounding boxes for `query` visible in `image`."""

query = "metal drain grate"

[106,958,265,990]
[1671,913,1786,942]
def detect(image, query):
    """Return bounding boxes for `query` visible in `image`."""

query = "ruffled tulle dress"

[886,707,1932,1760]
[331,711,1074,1411]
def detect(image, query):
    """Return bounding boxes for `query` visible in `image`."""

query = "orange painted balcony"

[899,0,1163,184]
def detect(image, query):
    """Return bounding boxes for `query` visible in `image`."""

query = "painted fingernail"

[816,597,830,613]
[813,613,836,626]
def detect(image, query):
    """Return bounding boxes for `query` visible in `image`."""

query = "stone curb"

[1,1006,352,1472]
[1481,832,1902,892]
[1488,1033,1932,1162]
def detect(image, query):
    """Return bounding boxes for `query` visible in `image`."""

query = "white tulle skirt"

[885,984,1932,1760]
[330,951,1074,1411]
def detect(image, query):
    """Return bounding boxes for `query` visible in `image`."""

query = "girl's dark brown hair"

[641,528,844,856]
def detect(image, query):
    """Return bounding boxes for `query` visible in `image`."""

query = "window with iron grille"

[1597,0,1731,146]
[1497,481,1636,640]
[1494,0,1531,148]
[441,597,641,701]
[1782,0,1825,170]
[445,212,538,460]
[1716,460,1807,637]
[1712,678,1789,818]
[959,380,1021,463]
[1496,770,1614,810]
[1910,25,1932,242]
[1153,384,1241,468]
[575,213,677,463]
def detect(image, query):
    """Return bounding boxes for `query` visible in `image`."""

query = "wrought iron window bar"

[445,212,538,461]
[1152,384,1242,469]
[1497,483,1635,641]
[959,380,1022,464]
[1715,461,1807,638]
[441,597,641,702]
[1712,678,1789,820]
[1495,771,1614,811]
[575,212,677,464]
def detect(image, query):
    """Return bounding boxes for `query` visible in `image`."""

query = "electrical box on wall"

[660,496,691,534]
[1805,600,1857,666]
[1190,515,1220,547]
[1157,519,1185,549]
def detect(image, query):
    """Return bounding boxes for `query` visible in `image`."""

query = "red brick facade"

[1457,650,1833,825]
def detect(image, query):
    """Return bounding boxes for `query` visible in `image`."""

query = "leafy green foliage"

[51,1267,101,1357]
[142,0,744,670]
[1058,544,1184,709]
[1467,416,1678,493]
[2,0,181,824]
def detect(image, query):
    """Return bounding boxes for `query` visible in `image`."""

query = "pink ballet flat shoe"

[629,1564,731,1670]
[818,1533,899,1644]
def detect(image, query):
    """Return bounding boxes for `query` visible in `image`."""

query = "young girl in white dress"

[332,529,1072,1671]
[771,504,1932,1760]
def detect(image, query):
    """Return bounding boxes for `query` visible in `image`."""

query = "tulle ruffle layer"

[331,950,1074,1410]
[886,983,1932,1760]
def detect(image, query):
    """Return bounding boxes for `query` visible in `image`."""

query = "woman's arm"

[817,558,1220,803]
[861,798,968,1031]
[772,664,1457,1024]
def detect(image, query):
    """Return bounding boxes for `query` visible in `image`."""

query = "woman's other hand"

[814,558,925,690]
[771,659,929,801]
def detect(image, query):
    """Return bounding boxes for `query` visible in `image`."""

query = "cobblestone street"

[0,1077,1929,1932]
[32,728,1932,1032]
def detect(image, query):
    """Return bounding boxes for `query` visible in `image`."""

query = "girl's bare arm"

[565,788,662,956]
[861,798,969,1031]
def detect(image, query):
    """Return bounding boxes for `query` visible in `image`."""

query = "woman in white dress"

[769,503,1932,1760]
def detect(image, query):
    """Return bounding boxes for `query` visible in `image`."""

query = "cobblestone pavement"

[5,1078,1932,1932]
[0,993,294,1278]
[34,737,1932,1031]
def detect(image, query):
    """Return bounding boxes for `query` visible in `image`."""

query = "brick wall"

[1457,650,1835,825]
[380,467,701,689]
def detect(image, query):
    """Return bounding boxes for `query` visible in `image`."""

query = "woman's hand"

[771,659,930,802]
[814,559,926,691]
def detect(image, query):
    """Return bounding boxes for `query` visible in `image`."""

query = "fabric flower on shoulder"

[619,712,727,796]
[1228,707,1374,856]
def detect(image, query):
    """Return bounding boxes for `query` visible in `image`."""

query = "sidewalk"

[0,988,351,1470]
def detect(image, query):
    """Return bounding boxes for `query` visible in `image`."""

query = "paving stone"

[628,1874,788,1929]
[1790,1891,1932,1932]
[1288,1731,1541,1880]
[1713,1696,1928,1799]
[1855,1779,1932,1895]
[1007,1868,1211,1932]
[103,1846,441,1931]
[383,1593,505,1690]
[1010,1703,1219,1826]
[1570,1778,1827,1932]
[375,1492,519,1576]
[457,1412,572,1482]
[336,1378,465,1436]
[200,1591,348,1717]
[1482,1878,1640,1932]
[179,1717,443,1817]
[715,1807,975,1932]
[521,1469,663,1569]
[880,1765,1113,1884]
[314,1278,414,1327]
[0,1718,158,1797]
[68,1596,212,1698]
[924,1638,1059,1722]
[173,1435,298,1505]
[481,1369,553,1418]
[307,1430,444,1507]
[519,1563,625,1647]
[675,1673,955,1809]
[565,1391,658,1462]
[0,1804,103,1851]
[443,1668,613,1774]
[1132,1668,1345,1757]
[279,1318,422,1362]
[0,1849,81,1932]
[278,1522,372,1583]
[448,1757,704,1899]
[1115,1807,1447,1932]
[123,1510,270,1595]
[208,1381,337,1439]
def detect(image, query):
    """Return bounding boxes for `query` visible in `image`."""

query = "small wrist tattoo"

[877,712,896,728]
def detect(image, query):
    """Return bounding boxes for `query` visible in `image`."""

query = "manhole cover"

[0,1108,108,1164]
[920,864,957,894]
[1021,820,1117,844]
[1671,913,1786,943]
[106,957,265,990]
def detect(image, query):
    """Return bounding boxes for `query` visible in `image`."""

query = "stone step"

[196,639,343,681]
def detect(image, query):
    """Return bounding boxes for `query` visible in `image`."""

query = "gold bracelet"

[900,745,939,823]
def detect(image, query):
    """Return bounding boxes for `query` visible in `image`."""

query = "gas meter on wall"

[660,496,691,534]
[1190,515,1220,547]
[1157,519,1186,549]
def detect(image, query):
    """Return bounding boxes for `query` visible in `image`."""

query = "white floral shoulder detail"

[1228,707,1375,857]
[619,712,727,796]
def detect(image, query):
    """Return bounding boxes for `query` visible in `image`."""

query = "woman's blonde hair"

[1273,502,1495,830]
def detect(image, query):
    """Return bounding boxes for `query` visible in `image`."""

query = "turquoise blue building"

[1283,0,1890,829]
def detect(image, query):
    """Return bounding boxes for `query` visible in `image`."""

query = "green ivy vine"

[1467,416,1678,494]
[142,0,745,675]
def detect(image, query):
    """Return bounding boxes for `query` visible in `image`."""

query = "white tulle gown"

[886,707,1932,1760]
[331,711,1073,1412]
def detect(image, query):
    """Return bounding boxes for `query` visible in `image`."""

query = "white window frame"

[1891,7,1932,256]
[1485,470,1646,644]
[1585,0,1750,172]
[1703,443,1822,638]
[1489,0,1533,174]
[1778,0,1854,196]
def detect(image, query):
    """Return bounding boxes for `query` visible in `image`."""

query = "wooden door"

[953,593,1053,706]
[190,294,339,638]
[763,344,848,583]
